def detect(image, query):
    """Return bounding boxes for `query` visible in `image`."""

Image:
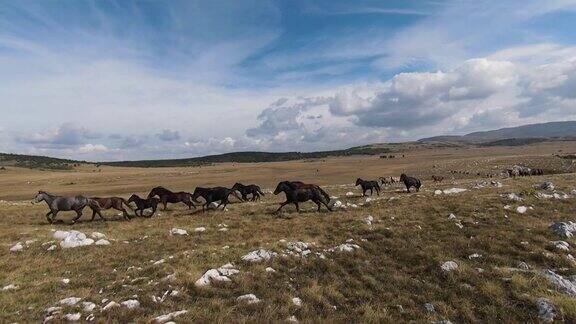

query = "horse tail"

[257,187,265,196]
[121,198,135,211]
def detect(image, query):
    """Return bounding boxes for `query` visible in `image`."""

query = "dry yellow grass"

[0,143,575,322]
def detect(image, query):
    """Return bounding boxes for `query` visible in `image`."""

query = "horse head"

[231,183,242,190]
[400,174,407,181]
[355,178,362,186]
[33,191,46,203]
[127,194,139,203]
[273,181,290,195]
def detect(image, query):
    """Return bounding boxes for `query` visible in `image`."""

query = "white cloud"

[78,144,108,154]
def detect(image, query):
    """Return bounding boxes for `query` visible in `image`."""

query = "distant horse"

[273,181,332,212]
[355,178,380,196]
[90,197,134,220]
[127,194,159,218]
[147,186,196,210]
[232,183,265,201]
[33,191,104,224]
[431,175,444,182]
[379,177,392,186]
[192,187,242,212]
[400,174,421,193]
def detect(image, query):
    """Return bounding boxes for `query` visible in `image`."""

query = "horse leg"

[316,200,321,211]
[51,210,59,223]
[45,211,53,224]
[294,202,300,212]
[276,201,289,212]
[72,209,83,224]
[91,208,97,221]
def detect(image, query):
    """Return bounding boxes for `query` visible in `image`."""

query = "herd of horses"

[32,164,542,224]
[32,174,425,224]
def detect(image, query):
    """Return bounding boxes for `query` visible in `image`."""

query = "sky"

[1,0,576,161]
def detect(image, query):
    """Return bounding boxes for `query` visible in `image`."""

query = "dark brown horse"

[355,178,380,196]
[273,181,332,212]
[147,186,196,210]
[400,174,421,193]
[192,187,242,212]
[231,183,265,201]
[128,194,159,218]
[90,197,134,220]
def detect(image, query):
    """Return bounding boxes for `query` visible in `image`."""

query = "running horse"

[192,187,242,212]
[231,183,265,201]
[90,197,134,220]
[273,181,332,212]
[355,178,380,196]
[147,186,196,210]
[33,191,104,224]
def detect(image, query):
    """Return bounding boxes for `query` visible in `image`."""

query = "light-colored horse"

[33,191,104,224]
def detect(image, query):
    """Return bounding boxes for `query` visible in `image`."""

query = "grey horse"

[33,191,104,224]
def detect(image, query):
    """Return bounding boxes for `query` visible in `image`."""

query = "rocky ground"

[0,169,575,322]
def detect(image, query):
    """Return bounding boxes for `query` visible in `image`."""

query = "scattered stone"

[121,299,140,309]
[364,215,374,226]
[287,315,299,323]
[63,313,81,321]
[536,298,557,322]
[424,302,435,313]
[153,310,188,323]
[292,297,302,307]
[541,270,576,297]
[170,228,188,236]
[550,221,576,238]
[95,239,110,246]
[505,193,523,201]
[551,241,570,251]
[59,297,81,306]
[447,213,456,220]
[61,278,70,284]
[82,302,96,312]
[468,253,482,260]
[58,231,95,249]
[434,190,443,195]
[195,263,240,287]
[441,261,458,272]
[516,206,528,214]
[265,267,276,273]
[345,191,354,197]
[326,242,361,253]
[91,232,106,239]
[237,294,260,304]
[241,249,277,262]
[102,301,120,312]
[442,188,467,194]
[9,242,24,252]
[2,284,18,291]
[47,244,57,251]
[194,227,206,232]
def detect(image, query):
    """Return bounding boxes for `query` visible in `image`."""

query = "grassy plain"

[0,141,575,322]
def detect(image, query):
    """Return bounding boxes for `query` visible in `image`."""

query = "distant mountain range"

[1,121,575,169]
[419,121,576,143]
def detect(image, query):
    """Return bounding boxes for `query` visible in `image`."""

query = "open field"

[1,142,576,322]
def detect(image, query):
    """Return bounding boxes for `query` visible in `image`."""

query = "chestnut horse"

[147,186,196,210]
[90,197,134,220]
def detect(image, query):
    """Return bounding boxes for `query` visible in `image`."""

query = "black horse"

[231,183,265,201]
[355,178,380,196]
[273,181,332,212]
[192,187,242,212]
[147,186,196,210]
[127,194,159,218]
[400,174,421,193]
[33,191,104,224]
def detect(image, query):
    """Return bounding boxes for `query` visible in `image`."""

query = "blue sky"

[1,0,576,161]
